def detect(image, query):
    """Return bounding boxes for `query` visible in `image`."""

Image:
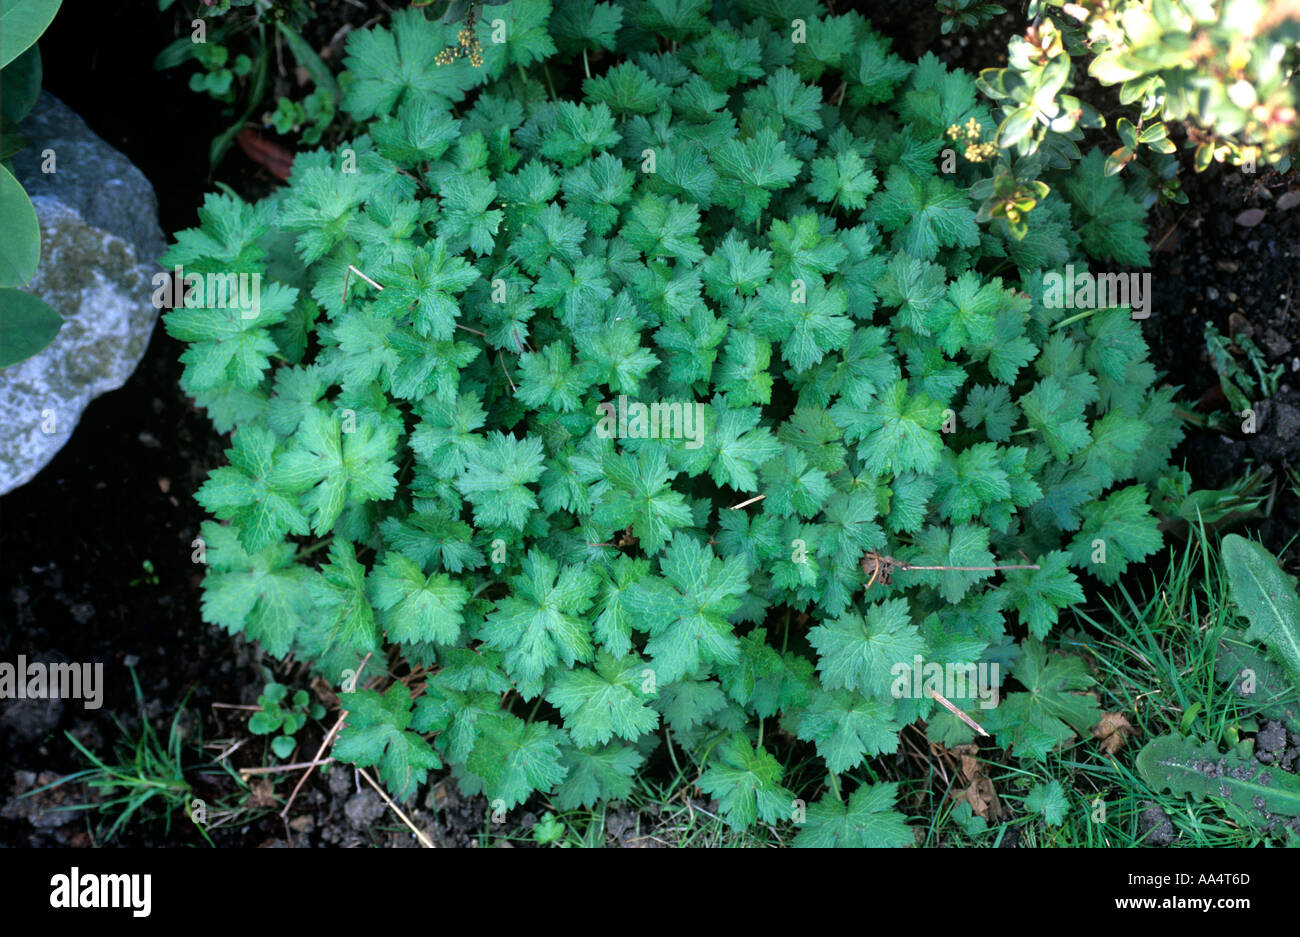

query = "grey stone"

[10,93,164,265]
[1257,721,1288,754]
[0,92,164,495]
[1,770,79,830]
[1137,801,1177,846]
[0,651,65,742]
[344,790,385,828]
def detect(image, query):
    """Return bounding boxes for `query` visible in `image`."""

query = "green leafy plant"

[267,84,335,145]
[532,810,567,844]
[1137,734,1300,819]
[187,41,253,103]
[248,681,325,758]
[0,0,64,367]
[1222,534,1300,689]
[128,558,160,587]
[937,0,1007,35]
[153,0,339,167]
[165,0,1195,845]
[1217,632,1300,734]
[974,0,1299,231]
[1024,779,1067,826]
[1203,323,1284,418]
[1132,535,1300,832]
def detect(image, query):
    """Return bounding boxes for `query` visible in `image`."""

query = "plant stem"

[664,727,683,777]
[827,771,842,802]
[902,563,1040,571]
[1051,307,1101,331]
[296,536,336,559]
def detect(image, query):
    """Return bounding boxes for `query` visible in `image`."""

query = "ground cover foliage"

[161,0,1216,846]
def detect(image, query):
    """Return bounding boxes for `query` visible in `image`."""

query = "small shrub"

[974,0,1299,218]
[164,0,1189,845]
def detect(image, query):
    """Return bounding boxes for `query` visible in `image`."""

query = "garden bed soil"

[2,1,1297,848]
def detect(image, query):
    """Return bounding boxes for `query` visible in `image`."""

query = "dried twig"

[727,494,766,510]
[280,652,371,819]
[280,712,345,819]
[208,737,249,763]
[240,757,334,777]
[342,263,384,304]
[927,688,990,738]
[860,550,1040,592]
[358,767,435,848]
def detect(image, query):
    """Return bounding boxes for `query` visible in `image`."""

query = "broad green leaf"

[0,0,61,69]
[985,639,1100,761]
[334,684,441,801]
[369,552,469,645]
[481,550,599,699]
[1,43,41,122]
[1025,780,1068,826]
[1137,734,1300,820]
[625,533,749,684]
[808,599,924,696]
[0,163,39,286]
[465,715,568,809]
[1222,534,1300,691]
[793,782,913,847]
[0,287,60,366]
[697,733,794,830]
[545,651,658,747]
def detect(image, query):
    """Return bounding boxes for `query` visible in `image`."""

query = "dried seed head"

[860,551,896,587]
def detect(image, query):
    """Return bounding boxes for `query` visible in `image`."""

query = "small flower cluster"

[434,17,484,68]
[947,117,998,162]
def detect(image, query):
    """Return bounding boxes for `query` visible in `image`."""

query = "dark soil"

[1146,165,1300,563]
[1,0,239,846]
[1137,802,1177,846]
[2,2,1297,848]
[0,0,463,848]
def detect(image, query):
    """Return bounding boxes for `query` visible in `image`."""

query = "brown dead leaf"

[249,779,278,809]
[1092,711,1135,755]
[614,526,639,550]
[961,776,1001,821]
[1234,207,1267,227]
[947,743,1002,821]
[235,127,295,182]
